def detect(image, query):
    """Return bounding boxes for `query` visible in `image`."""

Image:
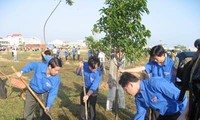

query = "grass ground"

[0,49,148,120]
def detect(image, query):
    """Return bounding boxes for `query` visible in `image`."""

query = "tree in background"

[85,0,151,62]
[65,0,73,5]
[174,45,188,51]
[84,0,151,120]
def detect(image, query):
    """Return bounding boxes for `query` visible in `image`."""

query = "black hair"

[194,38,200,50]
[44,50,52,56]
[119,72,139,87]
[149,45,165,57]
[88,56,100,69]
[48,57,62,68]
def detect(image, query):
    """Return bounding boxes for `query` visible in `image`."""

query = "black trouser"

[77,55,80,61]
[73,55,76,60]
[80,88,97,120]
[145,108,159,120]
[157,112,180,120]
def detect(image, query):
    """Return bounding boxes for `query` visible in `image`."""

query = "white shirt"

[77,49,80,55]
[52,48,57,54]
[12,49,17,56]
[98,51,105,62]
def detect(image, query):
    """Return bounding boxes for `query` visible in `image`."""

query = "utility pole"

[43,0,62,47]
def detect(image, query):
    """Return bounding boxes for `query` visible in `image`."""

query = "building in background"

[24,37,45,51]
[0,37,9,51]
[4,34,22,47]
[0,34,46,50]
[0,34,86,51]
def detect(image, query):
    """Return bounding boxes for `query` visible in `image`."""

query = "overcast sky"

[0,0,200,48]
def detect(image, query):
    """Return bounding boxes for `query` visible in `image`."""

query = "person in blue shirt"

[120,45,176,120]
[119,72,188,120]
[64,48,69,61]
[76,56,102,120]
[72,46,77,61]
[120,45,175,83]
[55,48,60,58]
[17,57,62,120]
[87,48,92,59]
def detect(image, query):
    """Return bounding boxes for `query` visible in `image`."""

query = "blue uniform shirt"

[44,55,52,63]
[21,62,60,108]
[88,49,92,59]
[145,57,175,83]
[65,50,69,56]
[72,48,76,55]
[78,62,102,92]
[134,77,187,120]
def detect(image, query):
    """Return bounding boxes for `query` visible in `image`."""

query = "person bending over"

[119,72,187,120]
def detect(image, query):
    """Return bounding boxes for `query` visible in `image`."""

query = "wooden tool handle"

[81,66,88,120]
[11,66,46,110]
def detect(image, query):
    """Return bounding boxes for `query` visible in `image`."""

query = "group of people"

[15,44,189,120]
[78,45,188,120]
[119,45,188,120]
[52,46,81,61]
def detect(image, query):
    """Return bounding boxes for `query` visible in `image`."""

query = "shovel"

[81,65,88,120]
[11,66,53,120]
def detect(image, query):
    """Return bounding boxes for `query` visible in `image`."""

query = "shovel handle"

[11,66,53,120]
[11,66,46,110]
[81,66,88,120]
